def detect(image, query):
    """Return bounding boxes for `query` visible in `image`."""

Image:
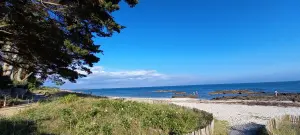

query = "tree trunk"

[1,42,30,83]
[2,43,13,76]
[16,68,23,82]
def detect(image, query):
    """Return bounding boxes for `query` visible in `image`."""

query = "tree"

[0,0,138,85]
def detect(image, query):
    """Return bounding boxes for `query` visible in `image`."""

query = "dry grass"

[213,119,229,135]
[267,115,300,135]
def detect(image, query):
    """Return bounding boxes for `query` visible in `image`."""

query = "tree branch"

[1,50,25,55]
[22,72,33,82]
[37,0,62,6]
[0,57,30,69]
[0,30,13,35]
[0,24,9,28]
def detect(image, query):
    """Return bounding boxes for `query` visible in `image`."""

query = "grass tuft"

[268,115,300,135]
[213,119,229,135]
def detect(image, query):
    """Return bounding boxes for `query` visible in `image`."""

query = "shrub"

[59,94,78,103]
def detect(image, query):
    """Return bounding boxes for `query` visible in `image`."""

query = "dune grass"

[0,94,213,135]
[268,115,300,135]
[213,119,229,135]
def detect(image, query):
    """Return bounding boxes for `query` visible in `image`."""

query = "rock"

[209,90,261,95]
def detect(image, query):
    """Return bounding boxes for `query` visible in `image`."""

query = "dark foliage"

[0,0,138,83]
[0,118,37,135]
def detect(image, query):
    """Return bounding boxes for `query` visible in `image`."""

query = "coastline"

[66,89,300,107]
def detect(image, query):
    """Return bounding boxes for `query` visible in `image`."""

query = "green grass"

[213,119,229,135]
[268,115,300,135]
[31,87,60,96]
[1,94,213,135]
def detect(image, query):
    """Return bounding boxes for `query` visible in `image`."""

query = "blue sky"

[61,0,300,89]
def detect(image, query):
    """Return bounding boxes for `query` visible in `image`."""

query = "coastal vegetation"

[30,87,61,97]
[265,115,300,135]
[0,94,213,135]
[213,119,229,135]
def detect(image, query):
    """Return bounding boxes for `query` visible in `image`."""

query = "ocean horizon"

[72,80,300,99]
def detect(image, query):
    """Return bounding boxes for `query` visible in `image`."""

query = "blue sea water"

[72,81,300,99]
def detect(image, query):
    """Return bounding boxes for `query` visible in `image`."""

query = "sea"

[72,81,300,99]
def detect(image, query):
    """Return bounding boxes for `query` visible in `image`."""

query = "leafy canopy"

[0,0,138,84]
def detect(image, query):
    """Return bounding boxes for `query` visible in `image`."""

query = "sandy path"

[0,104,33,117]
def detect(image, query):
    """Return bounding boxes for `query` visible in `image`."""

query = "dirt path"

[0,105,34,117]
[0,104,34,117]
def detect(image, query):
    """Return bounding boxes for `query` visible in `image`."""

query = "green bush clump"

[6,95,212,135]
[59,94,78,103]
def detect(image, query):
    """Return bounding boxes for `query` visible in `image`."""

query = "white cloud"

[61,66,172,89]
[58,66,244,89]
[82,66,168,80]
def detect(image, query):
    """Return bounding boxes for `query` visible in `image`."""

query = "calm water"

[72,81,300,99]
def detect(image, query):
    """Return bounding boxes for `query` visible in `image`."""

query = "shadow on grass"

[0,118,36,135]
[0,118,54,135]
